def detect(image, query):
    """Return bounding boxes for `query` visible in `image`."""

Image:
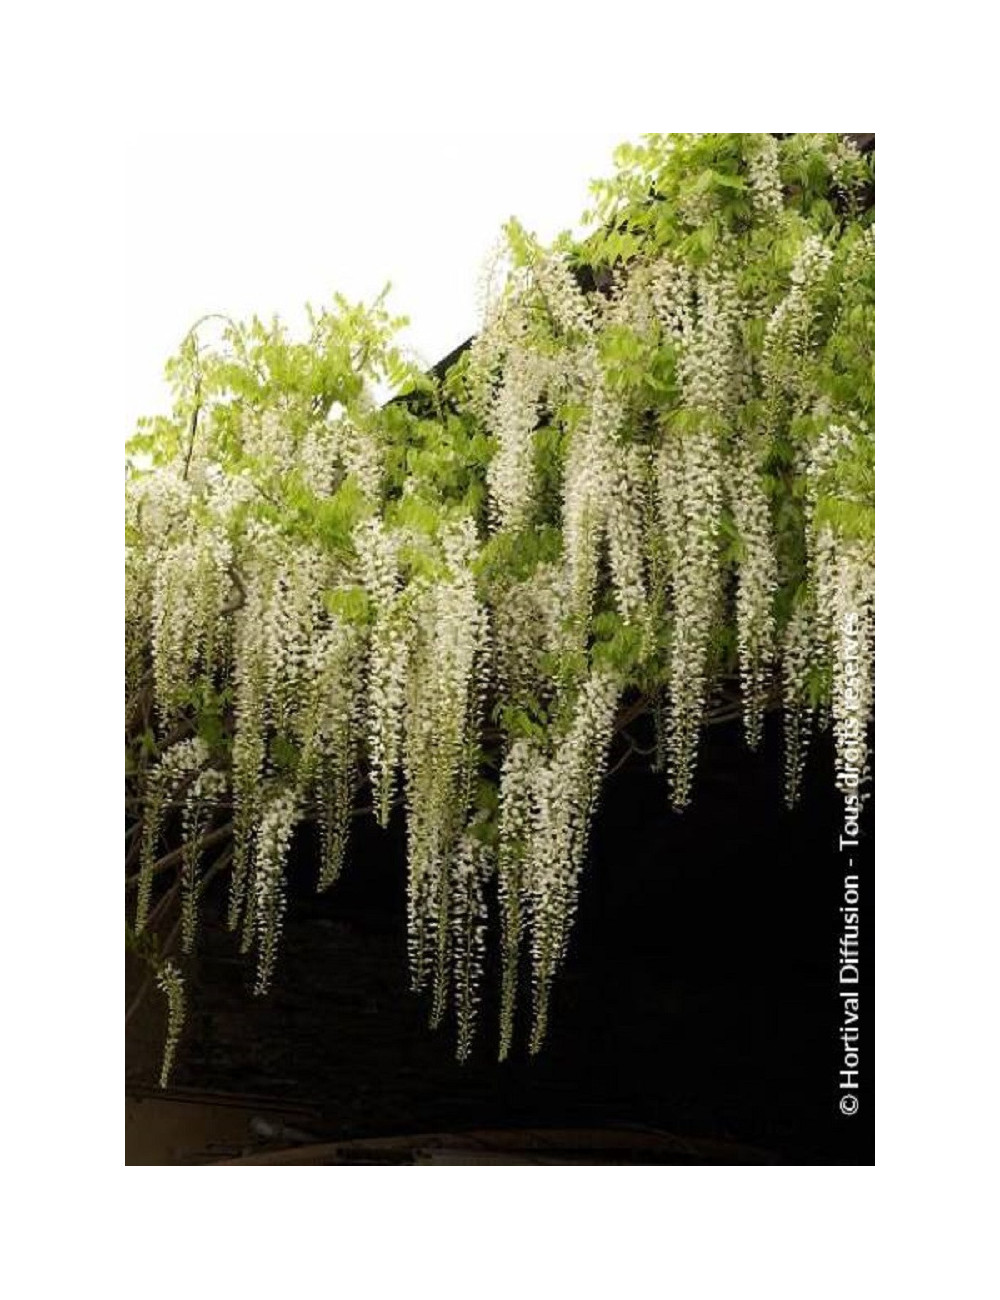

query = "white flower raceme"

[523,668,620,1052]
[252,786,298,995]
[748,133,783,218]
[225,523,296,927]
[126,469,193,699]
[728,435,778,749]
[803,423,875,798]
[127,465,194,538]
[782,598,815,807]
[229,561,269,931]
[450,833,492,1061]
[402,521,488,1027]
[262,547,328,732]
[826,136,864,191]
[299,420,340,497]
[535,252,593,339]
[334,413,384,501]
[151,525,232,725]
[476,235,516,335]
[676,267,744,417]
[355,517,408,827]
[297,621,364,889]
[155,960,185,1087]
[486,345,550,531]
[822,537,874,798]
[605,260,660,339]
[655,419,724,808]
[606,444,650,624]
[764,235,834,417]
[563,373,622,626]
[181,767,227,954]
[647,255,694,342]
[493,563,570,707]
[243,409,297,477]
[496,672,621,1056]
[136,738,210,932]
[467,247,532,424]
[496,738,541,1059]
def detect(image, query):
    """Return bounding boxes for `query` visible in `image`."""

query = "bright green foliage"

[126,134,874,1079]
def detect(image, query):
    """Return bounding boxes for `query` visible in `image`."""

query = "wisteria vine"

[125,134,874,1082]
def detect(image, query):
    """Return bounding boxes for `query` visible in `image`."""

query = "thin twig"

[606,739,638,779]
[125,822,233,889]
[125,913,182,1029]
[125,848,233,1031]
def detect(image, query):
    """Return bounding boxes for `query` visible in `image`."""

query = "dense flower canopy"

[126,133,874,1080]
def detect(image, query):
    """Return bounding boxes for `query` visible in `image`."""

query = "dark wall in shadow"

[161,716,874,1164]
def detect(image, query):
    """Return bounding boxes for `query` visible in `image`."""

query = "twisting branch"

[125,672,154,728]
[181,378,202,481]
[125,821,234,890]
[125,913,181,1029]
[607,736,639,779]
[125,848,233,1029]
[125,825,144,873]
[177,313,241,481]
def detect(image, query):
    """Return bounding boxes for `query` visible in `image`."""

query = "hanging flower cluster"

[181,766,227,954]
[497,670,621,1054]
[400,519,488,1029]
[126,134,874,1078]
[155,960,185,1089]
[355,517,407,826]
[251,786,299,995]
[135,737,211,932]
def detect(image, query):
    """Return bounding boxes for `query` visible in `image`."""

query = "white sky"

[117,131,626,438]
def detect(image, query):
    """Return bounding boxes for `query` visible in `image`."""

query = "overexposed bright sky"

[117,131,626,439]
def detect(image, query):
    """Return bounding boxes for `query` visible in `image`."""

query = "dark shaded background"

[133,714,872,1164]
